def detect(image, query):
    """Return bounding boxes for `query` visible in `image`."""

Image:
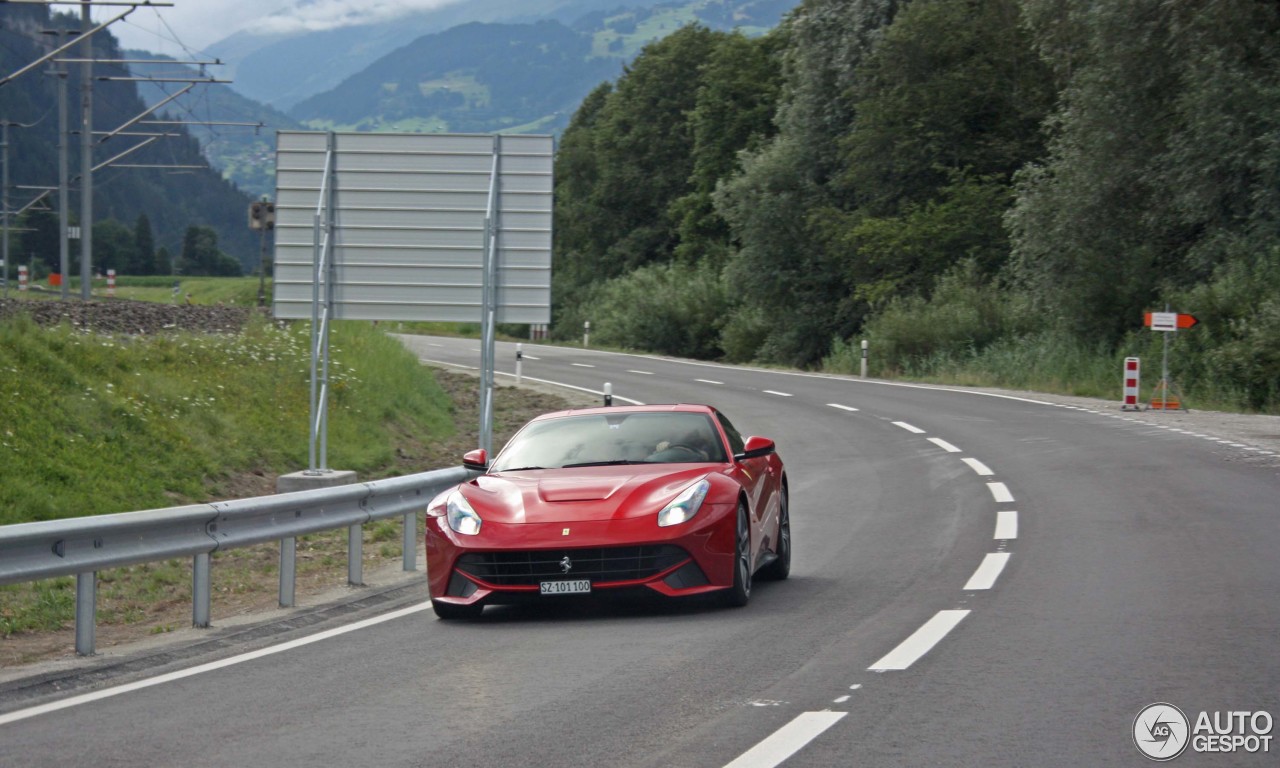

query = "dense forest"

[552,0,1280,411]
[0,5,256,276]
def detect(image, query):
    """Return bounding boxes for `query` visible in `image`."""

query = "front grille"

[456,545,688,587]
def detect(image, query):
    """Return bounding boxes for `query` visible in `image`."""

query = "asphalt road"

[3,337,1278,767]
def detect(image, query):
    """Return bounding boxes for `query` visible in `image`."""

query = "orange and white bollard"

[106,269,116,298]
[17,265,27,292]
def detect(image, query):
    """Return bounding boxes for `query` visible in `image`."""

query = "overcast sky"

[106,0,466,54]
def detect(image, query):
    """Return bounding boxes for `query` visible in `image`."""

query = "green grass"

[823,330,1275,414]
[0,312,453,526]
[112,276,268,306]
[0,301,458,640]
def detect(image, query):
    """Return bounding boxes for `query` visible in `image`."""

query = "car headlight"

[446,492,483,536]
[658,478,710,527]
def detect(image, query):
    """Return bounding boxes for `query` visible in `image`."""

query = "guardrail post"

[348,524,363,586]
[75,571,96,656]
[193,553,211,628]
[401,512,416,572]
[280,536,296,607]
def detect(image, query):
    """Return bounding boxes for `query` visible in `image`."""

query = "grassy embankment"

[0,281,457,641]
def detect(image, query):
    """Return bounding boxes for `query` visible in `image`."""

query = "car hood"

[459,465,715,524]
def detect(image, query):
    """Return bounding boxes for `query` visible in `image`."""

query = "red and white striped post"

[106,269,116,297]
[1121,357,1141,411]
[17,265,27,292]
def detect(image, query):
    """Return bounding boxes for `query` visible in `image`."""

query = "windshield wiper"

[561,460,652,468]
[497,466,547,472]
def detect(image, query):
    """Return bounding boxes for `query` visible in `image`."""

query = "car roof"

[528,404,717,422]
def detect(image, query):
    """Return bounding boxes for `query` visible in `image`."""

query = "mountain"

[213,0,673,110]
[0,6,258,268]
[289,21,619,135]
[212,0,794,111]
[287,0,795,136]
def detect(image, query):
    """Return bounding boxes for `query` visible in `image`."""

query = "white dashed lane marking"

[964,553,1011,591]
[927,437,961,453]
[869,610,971,672]
[961,458,995,476]
[987,482,1015,503]
[994,510,1018,540]
[722,711,848,768]
[893,421,926,434]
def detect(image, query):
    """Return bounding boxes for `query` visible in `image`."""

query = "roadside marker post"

[106,269,115,298]
[1122,357,1141,411]
[17,264,26,291]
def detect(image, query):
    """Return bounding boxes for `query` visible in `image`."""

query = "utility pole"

[2,120,9,299]
[79,0,93,300]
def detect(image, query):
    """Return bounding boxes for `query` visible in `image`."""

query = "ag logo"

[1135,703,1190,761]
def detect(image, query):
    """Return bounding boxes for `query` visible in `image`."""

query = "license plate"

[540,579,591,595]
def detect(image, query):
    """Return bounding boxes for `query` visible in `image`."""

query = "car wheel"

[723,503,752,607]
[432,599,484,620]
[761,486,790,581]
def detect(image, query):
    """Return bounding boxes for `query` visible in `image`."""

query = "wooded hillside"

[552,0,1280,411]
[0,6,256,272]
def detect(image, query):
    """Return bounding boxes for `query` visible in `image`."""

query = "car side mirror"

[734,436,775,461]
[463,448,488,471]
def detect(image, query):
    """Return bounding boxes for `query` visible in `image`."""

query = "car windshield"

[490,411,728,472]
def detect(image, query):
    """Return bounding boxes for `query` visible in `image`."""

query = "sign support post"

[1143,307,1196,411]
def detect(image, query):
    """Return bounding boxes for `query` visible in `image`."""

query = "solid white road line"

[763,390,793,397]
[869,610,970,672]
[413,359,646,405]
[927,437,961,453]
[893,421,926,434]
[962,457,995,476]
[827,403,859,412]
[963,553,1011,591]
[994,510,1018,540]
[987,482,1015,503]
[722,711,848,768]
[0,602,434,728]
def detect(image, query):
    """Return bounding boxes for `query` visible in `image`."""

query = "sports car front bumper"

[425,502,738,606]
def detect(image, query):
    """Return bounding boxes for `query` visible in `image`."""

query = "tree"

[820,0,1054,305]
[134,214,157,275]
[1009,0,1280,342]
[715,0,903,365]
[553,26,732,337]
[177,226,241,277]
[92,219,138,275]
[671,30,785,269]
[17,210,61,275]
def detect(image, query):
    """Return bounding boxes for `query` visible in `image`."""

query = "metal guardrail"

[0,466,476,656]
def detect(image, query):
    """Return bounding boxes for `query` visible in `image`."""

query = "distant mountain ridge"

[214,0,795,111]
[283,0,796,136]
[213,0,677,110]
[288,21,620,134]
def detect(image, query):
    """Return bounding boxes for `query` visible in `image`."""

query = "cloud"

[107,0,465,54]
[256,0,465,36]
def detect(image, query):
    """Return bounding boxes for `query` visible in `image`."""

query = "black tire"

[723,503,752,607]
[760,486,791,581]
[432,599,484,620]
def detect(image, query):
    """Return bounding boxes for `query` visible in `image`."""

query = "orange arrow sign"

[1144,312,1199,329]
